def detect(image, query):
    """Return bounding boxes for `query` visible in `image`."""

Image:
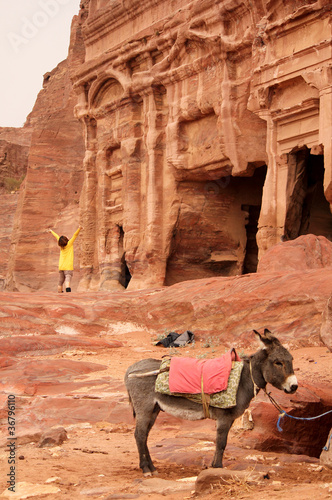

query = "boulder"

[257,235,332,274]
[195,468,264,495]
[239,369,332,458]
[38,427,68,448]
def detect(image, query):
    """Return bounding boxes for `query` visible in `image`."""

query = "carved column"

[127,86,168,289]
[77,115,98,291]
[121,135,142,286]
[253,106,283,255]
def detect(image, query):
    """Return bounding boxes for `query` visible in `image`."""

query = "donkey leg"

[134,404,160,475]
[211,416,233,468]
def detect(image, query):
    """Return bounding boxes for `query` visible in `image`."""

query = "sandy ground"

[0,329,331,499]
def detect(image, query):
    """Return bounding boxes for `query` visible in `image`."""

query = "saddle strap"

[201,374,211,418]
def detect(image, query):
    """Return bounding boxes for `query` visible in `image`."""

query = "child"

[47,225,83,292]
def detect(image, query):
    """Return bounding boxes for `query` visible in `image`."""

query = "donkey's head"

[254,329,298,394]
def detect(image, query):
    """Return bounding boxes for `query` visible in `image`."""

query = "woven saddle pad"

[155,358,244,409]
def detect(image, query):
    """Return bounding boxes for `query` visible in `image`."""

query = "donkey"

[125,329,298,475]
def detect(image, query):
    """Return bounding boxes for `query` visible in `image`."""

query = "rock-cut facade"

[70,0,332,291]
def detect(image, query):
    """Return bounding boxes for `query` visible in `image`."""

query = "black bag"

[156,330,194,347]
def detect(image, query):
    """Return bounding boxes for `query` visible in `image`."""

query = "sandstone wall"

[71,0,332,291]
[0,131,30,194]
[0,127,32,288]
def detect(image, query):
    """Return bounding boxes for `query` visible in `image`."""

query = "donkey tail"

[127,392,136,419]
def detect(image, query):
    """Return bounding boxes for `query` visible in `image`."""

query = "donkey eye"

[274,361,283,367]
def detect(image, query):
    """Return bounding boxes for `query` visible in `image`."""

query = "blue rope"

[323,432,332,452]
[277,409,332,436]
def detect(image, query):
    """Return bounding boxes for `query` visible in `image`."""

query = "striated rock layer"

[0,258,331,349]
[0,127,32,288]
[0,266,331,458]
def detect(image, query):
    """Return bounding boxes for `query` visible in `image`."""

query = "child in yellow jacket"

[47,226,83,292]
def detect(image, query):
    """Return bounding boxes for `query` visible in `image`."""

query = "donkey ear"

[254,329,273,350]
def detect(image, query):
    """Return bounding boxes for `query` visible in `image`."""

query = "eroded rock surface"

[258,235,332,273]
[0,267,331,453]
[0,265,331,346]
[0,266,331,498]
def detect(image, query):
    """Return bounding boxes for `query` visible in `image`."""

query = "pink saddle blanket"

[168,350,241,395]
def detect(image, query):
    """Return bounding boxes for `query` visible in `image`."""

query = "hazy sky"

[0,0,81,128]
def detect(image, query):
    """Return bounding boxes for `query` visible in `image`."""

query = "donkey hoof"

[143,471,152,477]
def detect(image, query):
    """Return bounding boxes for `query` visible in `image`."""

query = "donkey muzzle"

[283,374,298,394]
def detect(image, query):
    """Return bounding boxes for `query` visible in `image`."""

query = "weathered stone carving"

[70,0,332,291]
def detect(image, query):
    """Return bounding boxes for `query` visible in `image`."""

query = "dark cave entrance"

[242,204,261,274]
[120,254,131,288]
[284,147,332,241]
[242,165,267,274]
[118,226,131,289]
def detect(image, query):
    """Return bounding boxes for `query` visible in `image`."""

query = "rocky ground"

[0,313,331,500]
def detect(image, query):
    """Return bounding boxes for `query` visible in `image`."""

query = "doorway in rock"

[284,148,332,241]
[242,165,267,274]
[242,205,261,274]
[120,254,131,288]
[165,164,267,285]
[118,226,131,288]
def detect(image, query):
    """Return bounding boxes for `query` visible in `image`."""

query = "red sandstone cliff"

[2,13,86,292]
[1,0,332,293]
[0,126,32,287]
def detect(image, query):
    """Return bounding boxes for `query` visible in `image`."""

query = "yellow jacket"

[50,227,81,271]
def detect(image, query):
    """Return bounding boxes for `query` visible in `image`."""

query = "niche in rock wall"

[242,165,267,274]
[92,78,124,108]
[118,225,131,288]
[165,165,266,285]
[284,147,332,241]
[265,402,332,458]
[221,3,251,38]
[106,145,122,169]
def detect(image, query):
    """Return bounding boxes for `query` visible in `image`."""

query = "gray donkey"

[125,329,298,475]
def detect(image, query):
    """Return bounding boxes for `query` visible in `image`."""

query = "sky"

[0,0,81,128]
